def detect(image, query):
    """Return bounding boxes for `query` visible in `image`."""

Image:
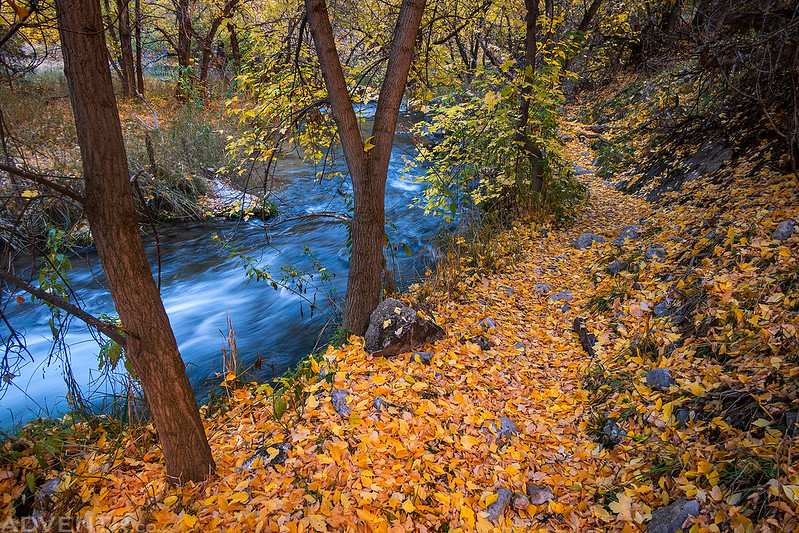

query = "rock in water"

[486,488,513,523]
[364,298,445,357]
[574,233,605,249]
[647,499,700,533]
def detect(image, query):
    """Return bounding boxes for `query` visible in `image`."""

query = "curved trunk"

[56,0,215,483]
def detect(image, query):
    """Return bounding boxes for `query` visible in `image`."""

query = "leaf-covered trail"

[4,123,799,532]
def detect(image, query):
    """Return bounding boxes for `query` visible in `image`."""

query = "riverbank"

[3,94,797,530]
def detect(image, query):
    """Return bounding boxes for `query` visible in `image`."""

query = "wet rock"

[547,290,573,302]
[574,233,605,250]
[774,219,797,241]
[613,225,642,247]
[331,389,353,418]
[238,441,291,471]
[645,245,667,261]
[487,417,518,440]
[486,488,513,523]
[512,492,530,510]
[412,351,434,365]
[647,499,700,533]
[573,165,593,176]
[606,260,626,275]
[559,133,574,142]
[479,317,497,330]
[364,298,445,357]
[525,484,554,505]
[533,283,554,294]
[646,368,675,390]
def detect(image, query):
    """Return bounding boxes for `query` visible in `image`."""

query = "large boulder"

[364,298,445,356]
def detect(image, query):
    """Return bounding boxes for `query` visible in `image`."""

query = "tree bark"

[55,0,215,483]
[305,0,426,335]
[197,0,239,86]
[135,0,144,94]
[517,0,544,193]
[227,22,241,66]
[117,0,136,98]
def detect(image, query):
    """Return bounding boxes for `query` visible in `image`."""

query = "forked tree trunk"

[305,0,426,335]
[55,0,215,483]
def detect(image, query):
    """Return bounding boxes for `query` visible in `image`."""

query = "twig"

[0,163,83,204]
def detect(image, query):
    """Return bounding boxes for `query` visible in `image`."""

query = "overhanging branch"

[0,164,84,204]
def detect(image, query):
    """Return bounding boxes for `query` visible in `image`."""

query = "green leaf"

[274,396,287,420]
[401,243,412,257]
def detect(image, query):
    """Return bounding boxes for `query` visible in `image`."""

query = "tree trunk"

[117,0,136,98]
[135,0,144,94]
[227,21,241,66]
[306,0,426,335]
[55,0,215,483]
[517,0,544,192]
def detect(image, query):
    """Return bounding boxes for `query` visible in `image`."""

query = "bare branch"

[0,164,84,204]
[0,269,128,347]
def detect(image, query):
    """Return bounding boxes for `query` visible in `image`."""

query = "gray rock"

[559,133,574,142]
[331,389,353,418]
[31,477,61,527]
[560,303,571,313]
[645,245,667,261]
[486,488,513,523]
[364,298,445,356]
[532,283,554,294]
[479,317,497,330]
[512,492,530,510]
[573,165,593,176]
[487,417,518,440]
[574,233,605,249]
[646,368,675,390]
[606,260,626,275]
[547,290,573,302]
[581,150,591,157]
[412,351,434,365]
[653,298,673,318]
[514,341,526,356]
[603,418,626,445]
[373,396,389,413]
[238,441,291,471]
[613,225,642,247]
[774,220,797,241]
[647,499,700,533]
[675,409,697,428]
[525,484,554,505]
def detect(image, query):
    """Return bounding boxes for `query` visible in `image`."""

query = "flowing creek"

[1,114,443,427]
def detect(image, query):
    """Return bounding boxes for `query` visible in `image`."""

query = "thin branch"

[0,269,128,347]
[0,163,83,204]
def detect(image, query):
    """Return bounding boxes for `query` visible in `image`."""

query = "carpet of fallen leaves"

[2,110,799,532]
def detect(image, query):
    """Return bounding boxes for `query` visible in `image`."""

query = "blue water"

[0,114,442,427]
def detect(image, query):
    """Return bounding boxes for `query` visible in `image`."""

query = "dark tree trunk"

[305,0,426,335]
[135,0,144,94]
[227,22,241,66]
[197,0,239,87]
[517,0,544,192]
[117,0,136,98]
[176,0,192,70]
[563,0,603,72]
[55,0,215,483]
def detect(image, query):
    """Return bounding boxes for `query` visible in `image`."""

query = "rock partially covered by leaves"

[486,417,518,441]
[238,441,291,471]
[486,488,513,523]
[613,225,642,246]
[574,232,605,249]
[647,499,700,533]
[364,298,444,356]
[331,389,353,418]
[774,219,797,240]
[525,484,554,505]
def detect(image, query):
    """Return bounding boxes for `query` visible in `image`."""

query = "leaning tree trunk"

[306,0,426,335]
[55,0,215,483]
